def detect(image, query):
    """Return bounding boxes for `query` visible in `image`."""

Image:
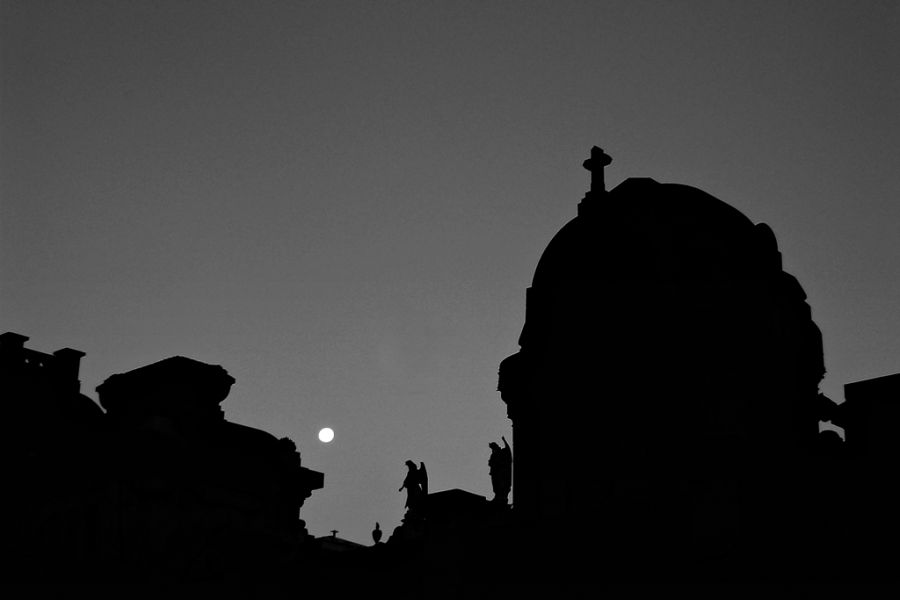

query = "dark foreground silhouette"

[2,148,898,592]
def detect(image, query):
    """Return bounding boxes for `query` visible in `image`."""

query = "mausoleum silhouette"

[499,146,828,582]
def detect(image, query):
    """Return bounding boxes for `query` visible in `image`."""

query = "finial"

[582,146,612,194]
[372,522,383,544]
[330,529,338,538]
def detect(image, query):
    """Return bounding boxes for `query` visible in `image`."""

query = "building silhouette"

[0,332,104,580]
[2,147,898,588]
[0,333,323,583]
[499,147,828,582]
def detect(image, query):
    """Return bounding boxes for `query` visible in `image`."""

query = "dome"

[499,150,827,558]
[532,178,764,288]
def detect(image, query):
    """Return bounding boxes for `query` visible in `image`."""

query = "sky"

[2,1,898,544]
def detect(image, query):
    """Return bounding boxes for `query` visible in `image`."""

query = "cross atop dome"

[583,146,612,194]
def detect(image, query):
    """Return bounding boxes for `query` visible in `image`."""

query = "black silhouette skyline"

[3,1,899,552]
[4,146,900,588]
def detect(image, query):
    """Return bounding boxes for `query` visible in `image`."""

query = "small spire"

[583,146,612,194]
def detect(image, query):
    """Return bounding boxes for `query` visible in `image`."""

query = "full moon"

[318,427,334,443]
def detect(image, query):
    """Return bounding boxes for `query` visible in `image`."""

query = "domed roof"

[532,178,761,287]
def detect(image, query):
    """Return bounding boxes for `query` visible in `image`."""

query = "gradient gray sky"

[2,1,898,544]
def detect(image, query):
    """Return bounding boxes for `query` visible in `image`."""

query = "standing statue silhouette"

[488,436,512,505]
[399,460,424,514]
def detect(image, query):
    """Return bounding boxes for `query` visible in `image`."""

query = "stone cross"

[582,146,612,194]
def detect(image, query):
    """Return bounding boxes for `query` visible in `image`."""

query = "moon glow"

[318,427,335,443]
